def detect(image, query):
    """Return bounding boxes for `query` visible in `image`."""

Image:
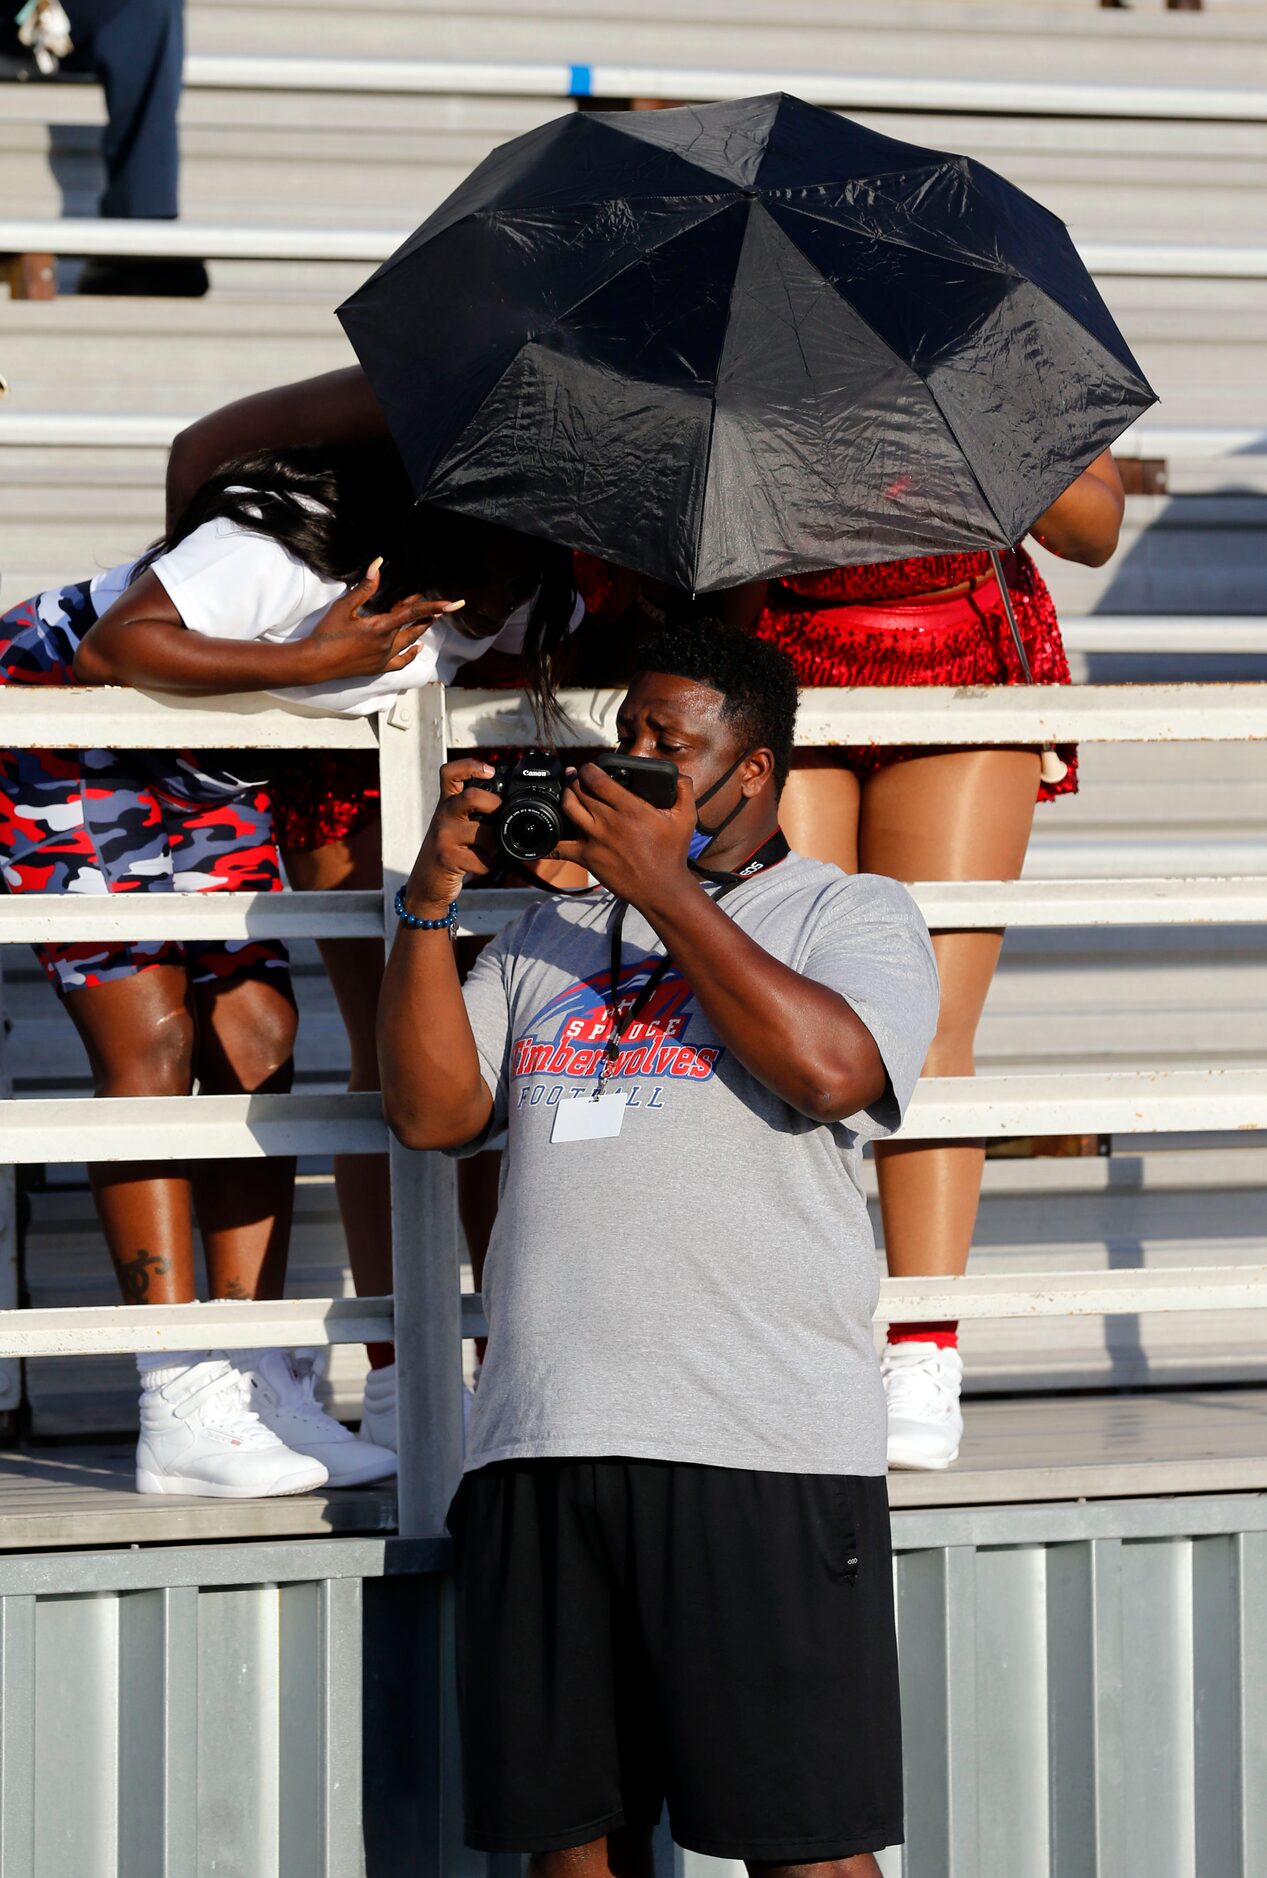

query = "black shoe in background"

[77,256,210,297]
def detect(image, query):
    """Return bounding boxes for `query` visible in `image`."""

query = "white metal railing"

[4,1262,1267,1363]
[451,681,1267,747]
[8,416,1266,460]
[11,53,1265,125]
[9,52,1267,121]
[2,217,1266,279]
[0,679,1265,1535]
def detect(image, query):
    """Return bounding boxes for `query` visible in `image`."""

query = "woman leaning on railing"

[0,443,476,1497]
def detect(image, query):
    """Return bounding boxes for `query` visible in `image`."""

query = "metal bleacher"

[3,8,1267,1876]
[1,0,1265,1442]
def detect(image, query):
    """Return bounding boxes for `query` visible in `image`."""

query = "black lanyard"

[596,830,790,1092]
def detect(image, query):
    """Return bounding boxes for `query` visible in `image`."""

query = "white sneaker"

[136,1357,330,1498]
[240,1349,397,1486]
[882,1342,965,1471]
[358,1359,476,1449]
[359,1359,397,1453]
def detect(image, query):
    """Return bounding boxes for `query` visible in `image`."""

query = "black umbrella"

[338,92,1155,592]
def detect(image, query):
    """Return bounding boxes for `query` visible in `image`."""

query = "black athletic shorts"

[448,1457,904,1861]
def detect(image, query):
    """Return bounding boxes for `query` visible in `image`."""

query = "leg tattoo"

[116,1248,172,1304]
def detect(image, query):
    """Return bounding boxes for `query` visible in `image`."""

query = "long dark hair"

[138,441,577,726]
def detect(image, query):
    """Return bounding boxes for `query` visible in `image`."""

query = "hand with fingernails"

[303,558,465,681]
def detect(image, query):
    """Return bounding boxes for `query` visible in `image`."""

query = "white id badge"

[551,1091,626,1143]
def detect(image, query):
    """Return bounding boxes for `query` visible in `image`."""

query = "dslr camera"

[470,751,678,865]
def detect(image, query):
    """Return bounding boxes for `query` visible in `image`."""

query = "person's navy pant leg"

[63,0,183,218]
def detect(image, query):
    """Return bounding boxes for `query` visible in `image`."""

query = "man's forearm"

[636,879,886,1123]
[378,916,492,1150]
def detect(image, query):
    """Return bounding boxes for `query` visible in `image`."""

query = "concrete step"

[5,88,1267,245]
[878,1144,1267,1394]
[1026,740,1267,833]
[183,0,1267,86]
[1029,495,1267,614]
[0,86,567,227]
[3,272,1265,420]
[0,295,353,414]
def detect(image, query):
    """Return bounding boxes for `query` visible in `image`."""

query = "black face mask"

[687,749,752,862]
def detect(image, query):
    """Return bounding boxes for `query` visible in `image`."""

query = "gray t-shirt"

[456,852,940,1478]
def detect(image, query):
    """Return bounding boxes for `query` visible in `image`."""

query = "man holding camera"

[378,624,939,1876]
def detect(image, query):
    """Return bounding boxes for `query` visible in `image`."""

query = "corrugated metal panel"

[0,1541,451,1877]
[0,1509,1265,1875]
[677,1499,1267,1878]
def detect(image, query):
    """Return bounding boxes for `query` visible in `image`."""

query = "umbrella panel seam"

[476,199,742,379]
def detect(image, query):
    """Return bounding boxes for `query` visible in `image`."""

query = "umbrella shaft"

[989,549,1034,683]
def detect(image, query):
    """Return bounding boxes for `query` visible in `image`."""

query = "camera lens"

[500,796,563,863]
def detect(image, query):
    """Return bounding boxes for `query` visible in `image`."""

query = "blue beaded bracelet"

[395,886,459,932]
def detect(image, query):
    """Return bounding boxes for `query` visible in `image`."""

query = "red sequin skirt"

[268,752,381,852]
[754,550,1077,802]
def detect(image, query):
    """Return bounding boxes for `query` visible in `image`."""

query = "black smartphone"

[588,752,679,809]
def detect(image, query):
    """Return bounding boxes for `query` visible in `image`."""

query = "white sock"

[136,1351,208,1391]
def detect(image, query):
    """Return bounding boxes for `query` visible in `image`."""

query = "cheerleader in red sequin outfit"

[741,453,1126,1469]
[575,453,1123,1469]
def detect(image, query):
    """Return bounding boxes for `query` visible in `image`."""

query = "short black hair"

[638,620,799,793]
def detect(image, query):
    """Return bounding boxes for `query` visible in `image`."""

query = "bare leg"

[530,1827,655,1878]
[282,824,394,1335]
[61,966,198,1304]
[189,970,299,1302]
[859,749,1041,1277]
[747,1859,881,1878]
[778,755,862,874]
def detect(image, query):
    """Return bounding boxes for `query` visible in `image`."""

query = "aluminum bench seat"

[0,1440,396,1548]
[3,1381,1267,1551]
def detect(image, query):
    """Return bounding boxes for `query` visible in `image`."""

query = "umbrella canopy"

[338,93,1156,592]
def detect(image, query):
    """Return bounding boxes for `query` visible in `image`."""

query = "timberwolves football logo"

[510,959,721,1086]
